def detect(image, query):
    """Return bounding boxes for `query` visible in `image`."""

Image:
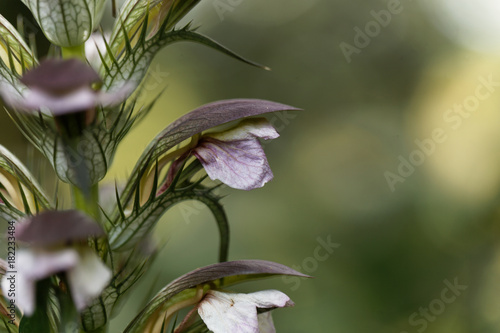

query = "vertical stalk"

[72,183,107,333]
[61,44,86,60]
[72,183,100,221]
[80,325,108,333]
[57,274,79,333]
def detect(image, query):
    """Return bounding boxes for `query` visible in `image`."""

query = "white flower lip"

[1,248,111,316]
[6,249,79,315]
[20,87,99,115]
[197,289,294,333]
[0,210,111,316]
[66,249,112,311]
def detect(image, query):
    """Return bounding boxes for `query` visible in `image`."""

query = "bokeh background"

[2,0,500,332]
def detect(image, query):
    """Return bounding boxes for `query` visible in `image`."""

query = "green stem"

[57,274,79,333]
[73,183,100,221]
[61,44,86,60]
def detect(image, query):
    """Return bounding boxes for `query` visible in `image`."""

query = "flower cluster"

[0,1,303,332]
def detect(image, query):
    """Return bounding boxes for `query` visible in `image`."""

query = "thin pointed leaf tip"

[0,14,36,78]
[110,0,202,53]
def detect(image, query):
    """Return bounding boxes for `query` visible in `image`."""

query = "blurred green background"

[3,0,500,332]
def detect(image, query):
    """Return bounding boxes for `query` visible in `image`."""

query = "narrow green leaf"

[102,27,269,92]
[192,193,229,263]
[7,101,130,189]
[0,14,36,97]
[107,0,201,61]
[0,317,16,333]
[180,319,209,333]
[80,247,155,331]
[170,29,270,70]
[115,183,126,221]
[109,182,228,264]
[0,14,36,74]
[16,179,31,216]
[0,145,52,220]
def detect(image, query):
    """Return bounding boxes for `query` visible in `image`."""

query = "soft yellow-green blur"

[2,0,500,332]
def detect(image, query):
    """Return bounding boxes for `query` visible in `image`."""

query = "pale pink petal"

[0,58,130,115]
[192,119,279,190]
[16,210,104,246]
[20,59,100,92]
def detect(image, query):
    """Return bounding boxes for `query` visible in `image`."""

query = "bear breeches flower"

[1,211,111,316]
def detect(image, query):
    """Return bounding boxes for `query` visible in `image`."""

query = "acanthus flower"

[139,117,281,204]
[197,289,294,333]
[1,210,111,316]
[0,58,132,136]
[191,118,280,191]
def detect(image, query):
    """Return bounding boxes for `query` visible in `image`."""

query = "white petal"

[18,249,79,281]
[67,250,111,311]
[85,32,108,70]
[2,270,35,316]
[1,249,79,315]
[198,291,259,333]
[210,119,279,142]
[197,290,293,333]
[244,290,294,309]
[19,88,97,114]
[257,312,276,333]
